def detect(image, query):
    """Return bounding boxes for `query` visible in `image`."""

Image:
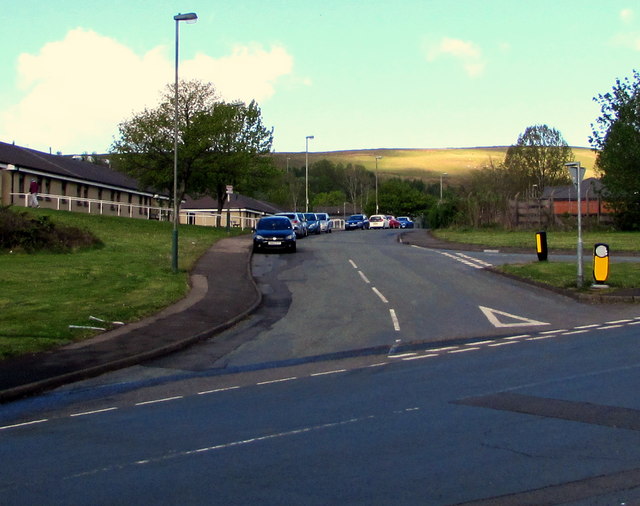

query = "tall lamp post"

[374,156,382,214]
[440,172,448,201]
[305,135,314,212]
[172,11,198,273]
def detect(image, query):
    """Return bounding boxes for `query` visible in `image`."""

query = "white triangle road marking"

[479,306,550,328]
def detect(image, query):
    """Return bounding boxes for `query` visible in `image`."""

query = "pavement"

[1,229,637,404]
[0,235,261,404]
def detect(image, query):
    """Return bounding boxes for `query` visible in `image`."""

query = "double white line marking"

[439,251,493,269]
[350,259,400,332]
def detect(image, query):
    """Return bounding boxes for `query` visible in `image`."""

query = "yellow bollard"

[593,243,610,286]
[535,231,548,261]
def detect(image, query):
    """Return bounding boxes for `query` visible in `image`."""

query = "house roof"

[182,193,283,215]
[542,177,604,200]
[2,140,283,214]
[0,141,143,192]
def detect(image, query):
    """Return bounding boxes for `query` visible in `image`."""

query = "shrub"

[0,206,103,253]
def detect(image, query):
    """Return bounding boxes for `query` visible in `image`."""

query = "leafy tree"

[192,99,276,220]
[310,160,346,194]
[370,178,433,217]
[590,70,640,230]
[504,124,573,196]
[111,79,275,218]
[427,199,459,229]
[343,163,374,212]
[313,190,347,208]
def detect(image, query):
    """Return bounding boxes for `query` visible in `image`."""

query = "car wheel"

[290,243,297,253]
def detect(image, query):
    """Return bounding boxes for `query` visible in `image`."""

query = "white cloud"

[184,43,294,103]
[0,29,294,153]
[425,37,485,77]
[620,8,634,23]
[610,8,640,51]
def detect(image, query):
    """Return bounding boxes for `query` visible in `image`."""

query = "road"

[2,229,640,505]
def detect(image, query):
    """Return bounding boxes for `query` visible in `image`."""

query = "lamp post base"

[172,229,179,273]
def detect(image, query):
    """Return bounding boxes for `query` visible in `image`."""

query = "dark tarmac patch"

[455,392,640,504]
[456,391,640,431]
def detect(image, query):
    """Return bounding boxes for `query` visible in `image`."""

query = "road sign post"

[566,162,586,288]
[226,185,233,232]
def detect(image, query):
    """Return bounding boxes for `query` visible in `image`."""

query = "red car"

[387,216,401,229]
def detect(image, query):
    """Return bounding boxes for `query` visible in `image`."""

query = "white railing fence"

[10,193,259,230]
[12,192,170,220]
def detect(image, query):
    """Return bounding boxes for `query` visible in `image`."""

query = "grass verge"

[0,208,245,359]
[434,228,640,293]
[433,228,640,252]
[499,261,640,292]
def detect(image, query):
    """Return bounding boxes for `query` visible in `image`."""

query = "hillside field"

[272,146,598,183]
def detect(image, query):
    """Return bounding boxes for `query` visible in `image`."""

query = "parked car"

[275,212,308,238]
[345,214,369,230]
[397,216,414,228]
[315,213,333,233]
[304,213,321,234]
[387,216,401,229]
[369,214,389,229]
[253,216,297,253]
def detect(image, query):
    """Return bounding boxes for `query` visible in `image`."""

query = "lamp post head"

[174,12,198,22]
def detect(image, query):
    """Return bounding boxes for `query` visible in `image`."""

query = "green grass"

[0,209,244,359]
[433,229,640,252]
[433,228,640,292]
[499,261,640,292]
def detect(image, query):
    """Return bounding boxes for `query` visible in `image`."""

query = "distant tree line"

[454,124,575,228]
[108,69,640,231]
[263,158,446,224]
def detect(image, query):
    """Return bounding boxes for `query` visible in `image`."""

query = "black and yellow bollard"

[535,231,548,261]
[593,243,610,286]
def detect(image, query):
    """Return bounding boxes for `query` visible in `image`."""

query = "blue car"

[345,214,369,230]
[397,216,414,229]
[304,213,321,234]
[253,216,297,253]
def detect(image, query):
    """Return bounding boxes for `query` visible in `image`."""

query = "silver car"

[275,212,308,238]
[315,212,333,233]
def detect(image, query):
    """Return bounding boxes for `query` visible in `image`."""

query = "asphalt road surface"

[2,229,640,505]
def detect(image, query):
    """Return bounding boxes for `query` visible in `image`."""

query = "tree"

[343,164,373,212]
[192,99,276,221]
[313,190,347,208]
[591,70,640,230]
[504,124,573,197]
[111,80,275,217]
[370,178,432,217]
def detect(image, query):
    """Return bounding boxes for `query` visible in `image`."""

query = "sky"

[0,0,639,156]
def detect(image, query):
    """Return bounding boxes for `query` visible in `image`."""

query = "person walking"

[29,179,40,208]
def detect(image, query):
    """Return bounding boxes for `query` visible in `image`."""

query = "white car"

[368,214,389,229]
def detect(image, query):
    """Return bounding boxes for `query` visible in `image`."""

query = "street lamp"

[172,11,197,273]
[374,156,382,214]
[440,172,448,201]
[305,135,314,212]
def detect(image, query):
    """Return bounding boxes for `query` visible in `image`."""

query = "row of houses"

[0,141,281,228]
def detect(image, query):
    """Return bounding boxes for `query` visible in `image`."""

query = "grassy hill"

[272,147,598,183]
